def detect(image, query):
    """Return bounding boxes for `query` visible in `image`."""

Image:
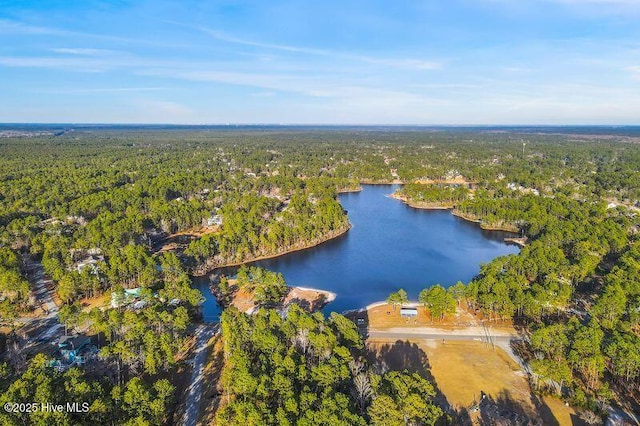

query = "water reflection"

[193,185,519,319]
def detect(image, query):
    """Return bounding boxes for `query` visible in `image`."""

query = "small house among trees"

[57,334,93,365]
[400,307,418,317]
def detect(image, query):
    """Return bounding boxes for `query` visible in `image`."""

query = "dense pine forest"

[218,305,443,425]
[1,126,640,424]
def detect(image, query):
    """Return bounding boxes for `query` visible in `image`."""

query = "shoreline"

[451,210,519,233]
[504,237,527,247]
[388,191,455,210]
[450,210,481,223]
[337,186,363,194]
[192,223,352,276]
[359,179,405,185]
[193,182,400,276]
[292,286,337,304]
[198,184,523,317]
[221,284,337,315]
[389,190,522,239]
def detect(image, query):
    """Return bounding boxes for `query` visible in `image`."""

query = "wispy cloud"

[39,87,171,94]
[356,57,441,70]
[191,25,442,71]
[552,0,640,4]
[251,91,277,97]
[49,48,120,56]
[140,68,332,97]
[139,68,448,113]
[411,83,484,89]
[0,18,205,49]
[2,2,639,124]
[0,54,181,73]
[483,0,640,6]
[132,99,193,119]
[0,56,110,72]
[196,27,327,55]
[543,0,640,14]
[628,66,640,80]
[0,18,65,35]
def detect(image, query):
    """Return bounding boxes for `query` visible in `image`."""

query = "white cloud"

[141,68,436,104]
[628,66,640,80]
[49,48,120,56]
[0,56,109,72]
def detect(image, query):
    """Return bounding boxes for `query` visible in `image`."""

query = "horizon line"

[1,122,639,127]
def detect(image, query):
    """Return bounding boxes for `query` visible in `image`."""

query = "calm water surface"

[193,184,519,320]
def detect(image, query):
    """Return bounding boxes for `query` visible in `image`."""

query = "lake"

[193,184,520,321]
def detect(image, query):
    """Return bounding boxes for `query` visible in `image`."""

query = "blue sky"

[1,0,639,124]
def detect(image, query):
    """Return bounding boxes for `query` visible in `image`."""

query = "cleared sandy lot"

[367,338,579,424]
[350,301,515,331]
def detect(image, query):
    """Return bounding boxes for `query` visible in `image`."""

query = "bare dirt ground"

[414,177,475,185]
[353,302,513,330]
[229,286,254,313]
[367,338,576,425]
[420,340,532,411]
[283,286,334,311]
[230,284,334,314]
[389,191,455,209]
[154,225,220,254]
[78,293,109,311]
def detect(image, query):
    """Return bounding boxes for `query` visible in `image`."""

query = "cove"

[193,184,520,321]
